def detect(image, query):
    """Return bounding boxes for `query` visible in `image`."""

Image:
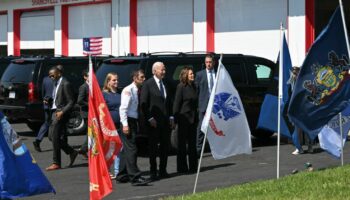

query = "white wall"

[215,0,288,61]
[288,0,306,67]
[20,10,54,49]
[115,0,130,56]
[68,3,111,56]
[137,0,193,53]
[193,0,206,51]
[0,15,7,45]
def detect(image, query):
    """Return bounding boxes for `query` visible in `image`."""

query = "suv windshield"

[96,60,140,88]
[1,62,35,83]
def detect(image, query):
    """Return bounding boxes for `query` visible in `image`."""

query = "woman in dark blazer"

[173,66,198,173]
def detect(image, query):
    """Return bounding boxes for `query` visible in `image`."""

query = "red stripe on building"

[62,5,69,56]
[130,0,137,55]
[206,0,215,52]
[305,0,315,53]
[13,10,21,56]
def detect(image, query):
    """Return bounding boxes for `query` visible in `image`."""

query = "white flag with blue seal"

[201,58,252,159]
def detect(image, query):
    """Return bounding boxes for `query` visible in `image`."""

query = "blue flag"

[318,106,350,158]
[257,33,293,138]
[0,112,55,199]
[288,7,350,139]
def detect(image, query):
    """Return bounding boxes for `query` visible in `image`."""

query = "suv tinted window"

[255,64,272,81]
[1,62,35,83]
[223,61,245,84]
[96,59,141,88]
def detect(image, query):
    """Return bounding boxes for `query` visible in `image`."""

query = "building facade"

[0,0,349,66]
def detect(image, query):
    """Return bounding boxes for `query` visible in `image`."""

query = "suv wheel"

[26,122,41,132]
[66,107,87,135]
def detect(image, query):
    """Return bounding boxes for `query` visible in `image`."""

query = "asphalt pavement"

[12,123,349,200]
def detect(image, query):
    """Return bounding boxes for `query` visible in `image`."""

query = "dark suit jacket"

[77,82,88,114]
[54,77,74,115]
[195,69,210,112]
[140,77,172,125]
[173,83,198,124]
[42,76,54,110]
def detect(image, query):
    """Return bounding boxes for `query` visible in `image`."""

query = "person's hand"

[149,118,157,128]
[169,118,175,129]
[122,125,130,136]
[43,100,48,105]
[55,111,63,121]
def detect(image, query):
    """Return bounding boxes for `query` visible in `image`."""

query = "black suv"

[0,57,19,79]
[0,56,104,133]
[96,52,277,146]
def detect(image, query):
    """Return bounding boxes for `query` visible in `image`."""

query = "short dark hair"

[82,69,88,77]
[131,69,144,80]
[205,53,215,61]
[50,65,64,74]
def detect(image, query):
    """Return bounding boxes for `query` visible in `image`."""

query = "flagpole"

[193,54,223,194]
[339,0,350,61]
[339,113,344,166]
[277,23,284,179]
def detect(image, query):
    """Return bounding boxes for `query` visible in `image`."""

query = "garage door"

[20,9,54,49]
[0,14,7,45]
[69,3,111,56]
[215,0,288,61]
[137,0,193,53]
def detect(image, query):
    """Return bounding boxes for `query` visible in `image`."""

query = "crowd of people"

[31,53,311,186]
[30,54,218,186]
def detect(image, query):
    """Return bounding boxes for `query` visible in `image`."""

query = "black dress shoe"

[69,151,78,167]
[131,176,151,186]
[33,141,42,152]
[116,174,130,183]
[149,173,158,181]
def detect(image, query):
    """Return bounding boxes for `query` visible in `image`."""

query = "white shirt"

[52,77,63,110]
[153,75,167,99]
[206,69,216,93]
[119,82,139,126]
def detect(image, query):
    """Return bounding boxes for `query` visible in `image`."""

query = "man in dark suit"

[46,65,78,171]
[195,54,216,155]
[33,75,54,152]
[77,70,88,157]
[140,62,174,180]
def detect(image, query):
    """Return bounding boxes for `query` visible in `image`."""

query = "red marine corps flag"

[88,56,122,200]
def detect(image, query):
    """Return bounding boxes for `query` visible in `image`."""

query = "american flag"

[83,37,102,56]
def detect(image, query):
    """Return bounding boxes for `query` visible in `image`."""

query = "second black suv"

[0,56,104,133]
[96,52,277,146]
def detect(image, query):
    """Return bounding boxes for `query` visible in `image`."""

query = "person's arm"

[119,88,131,127]
[140,82,151,121]
[172,84,183,123]
[77,84,88,107]
[61,81,75,114]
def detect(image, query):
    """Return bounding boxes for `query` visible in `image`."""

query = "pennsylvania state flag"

[0,112,55,199]
[288,7,350,140]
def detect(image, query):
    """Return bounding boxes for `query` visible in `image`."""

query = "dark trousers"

[177,117,198,173]
[36,109,51,142]
[118,118,141,178]
[148,121,170,175]
[196,111,205,155]
[80,118,88,153]
[49,111,74,166]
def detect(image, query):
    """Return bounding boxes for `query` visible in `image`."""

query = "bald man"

[140,61,174,180]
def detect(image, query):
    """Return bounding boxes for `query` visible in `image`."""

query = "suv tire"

[252,129,274,139]
[66,107,87,135]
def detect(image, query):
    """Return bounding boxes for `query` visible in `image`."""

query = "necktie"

[159,80,165,98]
[209,70,214,93]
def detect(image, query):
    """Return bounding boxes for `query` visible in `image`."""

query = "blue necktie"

[159,80,165,98]
[209,70,214,93]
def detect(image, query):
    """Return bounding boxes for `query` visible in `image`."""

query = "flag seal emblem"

[303,51,350,105]
[213,92,241,120]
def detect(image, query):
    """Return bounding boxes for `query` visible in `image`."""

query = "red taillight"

[28,82,37,102]
[110,59,125,63]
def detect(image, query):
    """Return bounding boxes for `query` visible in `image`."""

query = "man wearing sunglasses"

[46,65,78,171]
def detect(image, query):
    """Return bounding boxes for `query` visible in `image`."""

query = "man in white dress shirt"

[118,69,150,185]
